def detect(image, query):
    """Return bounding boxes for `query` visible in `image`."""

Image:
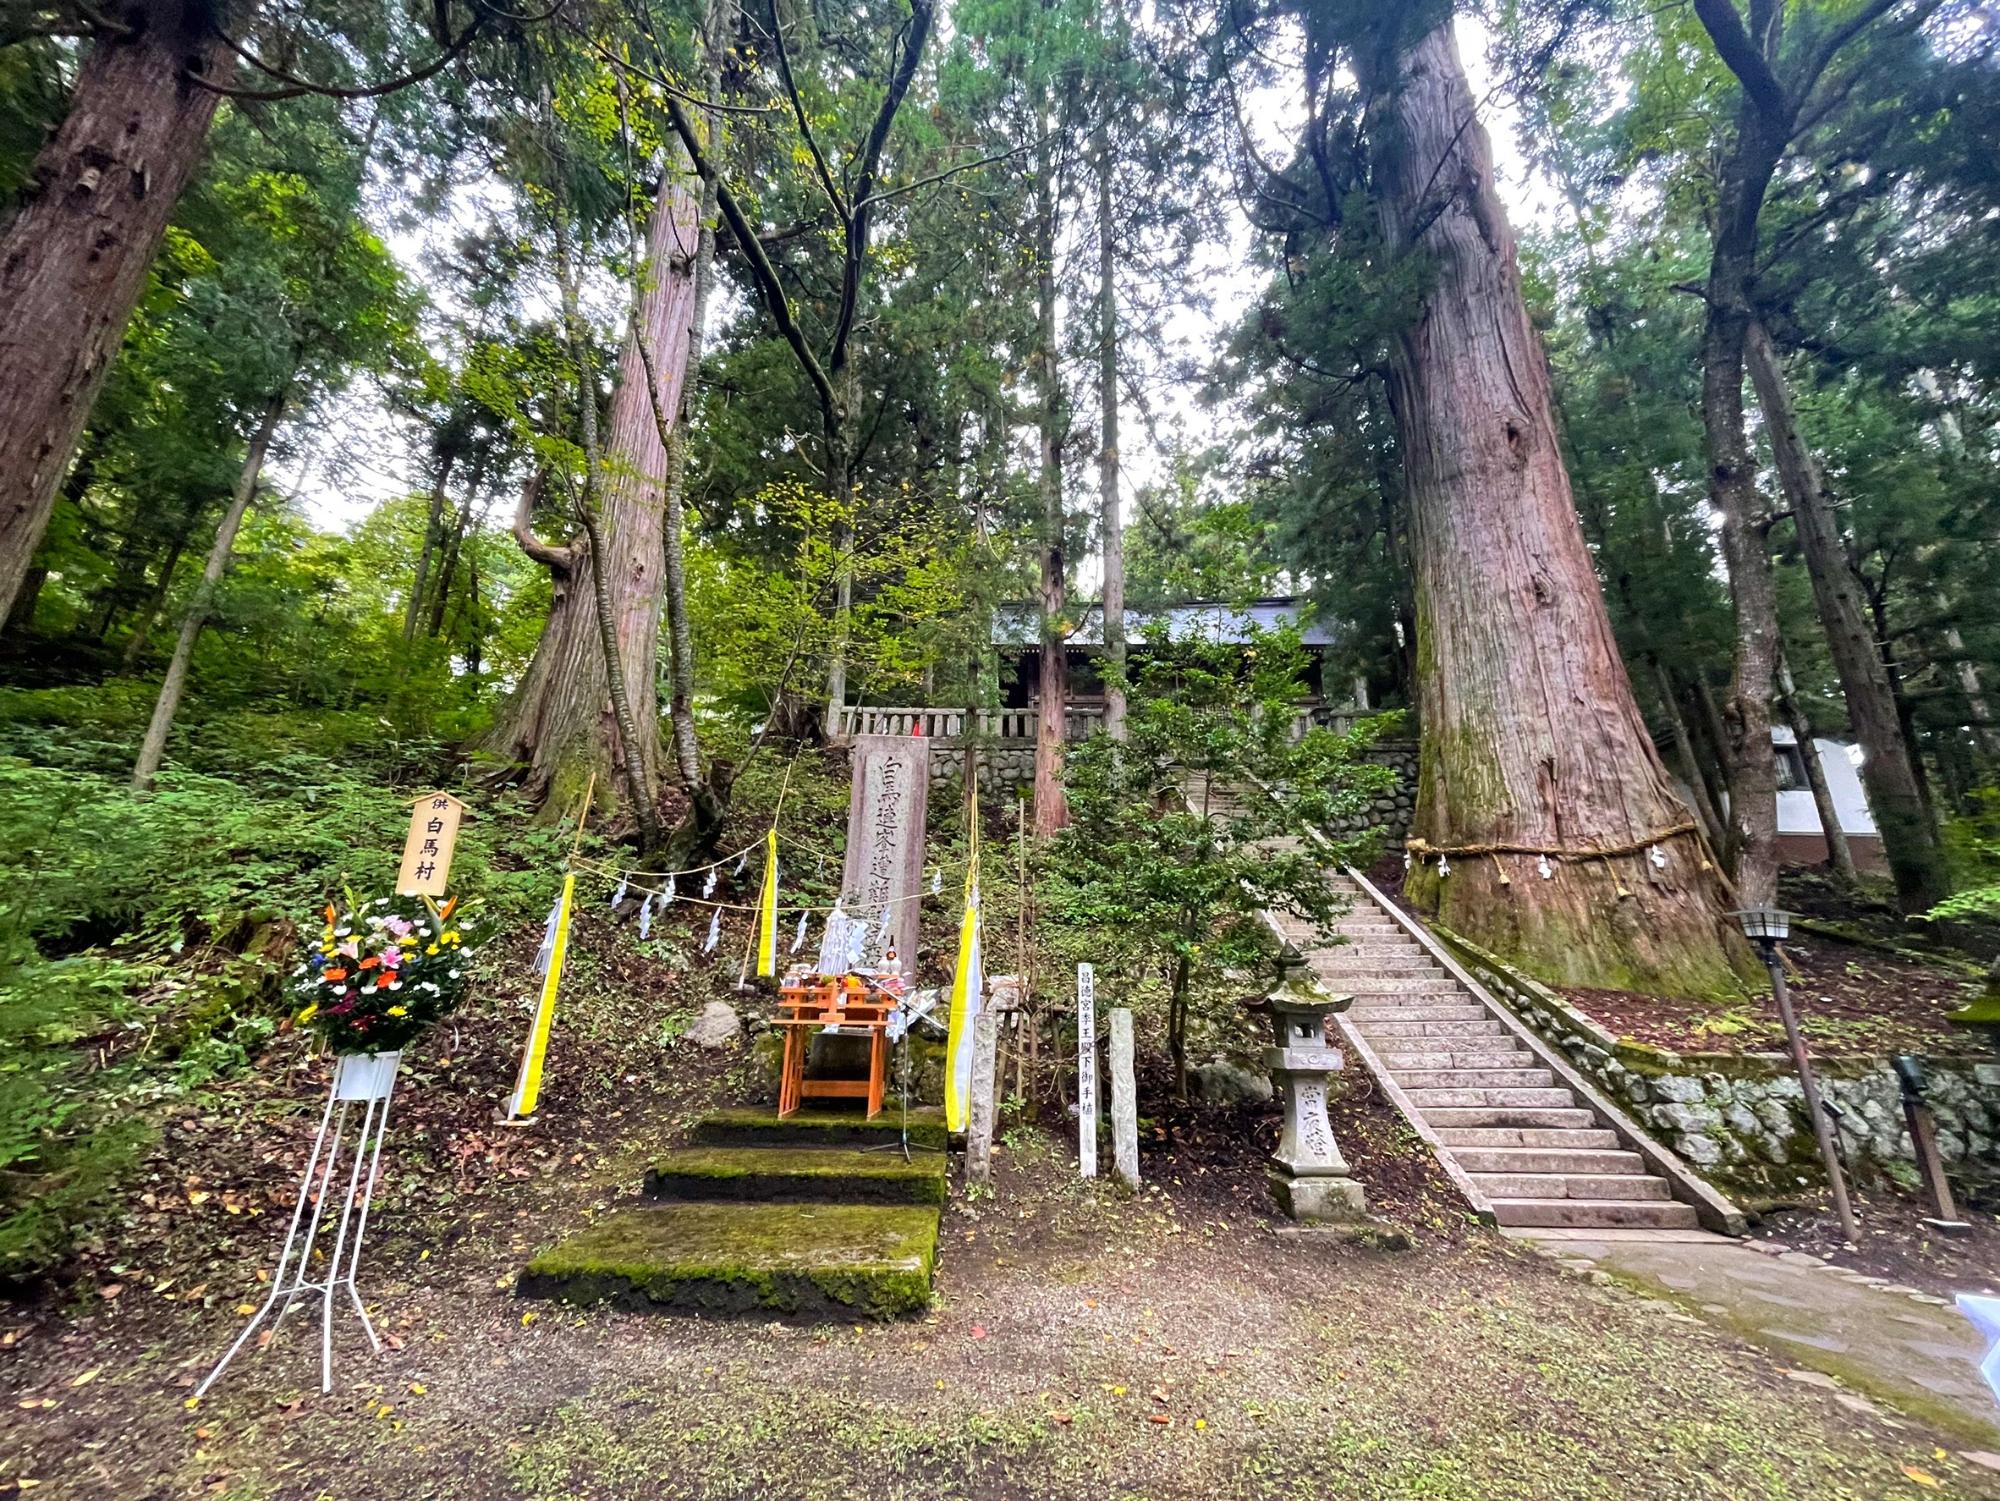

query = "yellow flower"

[426,944,440,956]
[297,1004,318,1023]
[387,1006,408,1017]
[399,936,417,948]
[441,930,460,944]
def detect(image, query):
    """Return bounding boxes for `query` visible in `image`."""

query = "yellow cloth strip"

[944,789,981,1132]
[508,872,573,1120]
[756,828,779,977]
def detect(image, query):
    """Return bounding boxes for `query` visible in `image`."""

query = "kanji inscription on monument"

[1077,963,1098,1179]
[397,792,465,897]
[839,734,931,970]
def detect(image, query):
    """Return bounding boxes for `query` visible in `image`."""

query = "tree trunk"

[130,388,284,791]
[554,186,663,852]
[484,191,675,834]
[118,530,189,671]
[1032,138,1069,836]
[821,397,858,743]
[0,2,232,623]
[1363,23,1748,996]
[1096,120,1127,743]
[1654,661,1728,854]
[1776,650,1857,884]
[1745,318,1947,910]
[629,150,708,790]
[1693,81,1791,910]
[403,447,459,643]
[427,449,488,638]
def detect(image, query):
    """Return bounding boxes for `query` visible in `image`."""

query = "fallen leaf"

[1149,1414,1172,1426]
[235,1304,256,1317]
[1901,1467,1941,1488]
[520,1311,538,1327]
[1051,1412,1072,1425]
[1194,1418,1207,1431]
[70,1368,100,1388]
[407,1382,427,1396]
[98,1284,123,1301]
[969,1325,987,1340]
[1151,1387,1170,1404]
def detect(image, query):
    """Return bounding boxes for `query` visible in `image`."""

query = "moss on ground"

[693,1105,949,1152]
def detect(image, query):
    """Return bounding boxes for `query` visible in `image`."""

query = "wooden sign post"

[1076,963,1098,1179]
[398,792,466,897]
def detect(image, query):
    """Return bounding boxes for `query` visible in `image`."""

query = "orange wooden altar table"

[775,973,896,1119]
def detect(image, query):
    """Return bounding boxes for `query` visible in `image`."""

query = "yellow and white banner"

[506,872,574,1120]
[944,794,983,1132]
[756,828,779,977]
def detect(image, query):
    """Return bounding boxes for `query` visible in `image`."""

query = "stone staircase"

[1270,873,1704,1232]
[518,1107,946,1318]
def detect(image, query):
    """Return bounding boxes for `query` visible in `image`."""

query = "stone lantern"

[1244,943,1366,1221]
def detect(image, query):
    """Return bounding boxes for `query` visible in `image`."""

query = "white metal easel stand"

[196,1050,401,1398]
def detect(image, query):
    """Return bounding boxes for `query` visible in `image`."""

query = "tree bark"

[1745,318,1947,910]
[1776,650,1857,884]
[1096,120,1127,743]
[1032,134,1069,836]
[0,2,233,623]
[1363,23,1748,996]
[484,181,678,835]
[130,387,285,791]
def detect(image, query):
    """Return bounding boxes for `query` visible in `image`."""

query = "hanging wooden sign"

[398,792,466,897]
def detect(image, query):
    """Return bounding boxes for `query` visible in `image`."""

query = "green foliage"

[0,739,578,1278]
[1039,629,1396,1086]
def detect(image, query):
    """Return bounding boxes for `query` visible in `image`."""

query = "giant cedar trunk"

[1365,24,1748,996]
[0,2,231,622]
[1745,319,1947,910]
[483,184,695,817]
[1032,141,1069,836]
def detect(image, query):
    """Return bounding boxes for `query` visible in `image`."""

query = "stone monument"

[839,733,931,973]
[1109,1008,1139,1187]
[1246,945,1365,1220]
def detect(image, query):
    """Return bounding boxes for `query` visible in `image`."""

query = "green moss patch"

[644,1144,948,1205]
[518,1201,939,1319]
[693,1105,949,1152]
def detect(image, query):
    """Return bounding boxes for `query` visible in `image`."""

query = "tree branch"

[194,7,496,102]
[764,0,850,227]
[510,471,574,573]
[1690,0,1791,121]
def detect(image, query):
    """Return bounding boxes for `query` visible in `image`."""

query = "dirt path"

[1516,1227,2000,1452]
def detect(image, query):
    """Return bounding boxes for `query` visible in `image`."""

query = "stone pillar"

[1109,1007,1139,1187]
[966,1009,1001,1186]
[1247,947,1365,1220]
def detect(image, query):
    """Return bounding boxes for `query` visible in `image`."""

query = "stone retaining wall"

[1438,931,2000,1191]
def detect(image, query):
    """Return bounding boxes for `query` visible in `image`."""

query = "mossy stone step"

[518,1201,938,1319]
[692,1106,948,1152]
[644,1144,947,1206]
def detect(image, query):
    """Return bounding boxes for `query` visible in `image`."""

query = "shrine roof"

[991,596,1336,649]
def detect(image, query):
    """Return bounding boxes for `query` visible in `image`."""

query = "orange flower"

[323,968,348,982]
[325,903,337,925]
[358,955,380,971]
[439,897,459,920]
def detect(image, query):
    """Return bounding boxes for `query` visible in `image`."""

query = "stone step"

[1349,1002,1486,1023]
[1330,977,1464,996]
[1433,1126,1621,1149]
[1402,1086,1578,1109]
[1314,953,1437,971]
[1354,1018,1506,1039]
[1488,1198,1700,1231]
[691,1107,947,1153]
[1393,1067,1555,1092]
[644,1145,948,1206]
[1421,1106,1600,1130]
[1448,1146,1644,1175]
[1375,1049,1534,1071]
[1467,1170,1670,1202]
[518,1201,939,1318]
[1327,923,1406,937]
